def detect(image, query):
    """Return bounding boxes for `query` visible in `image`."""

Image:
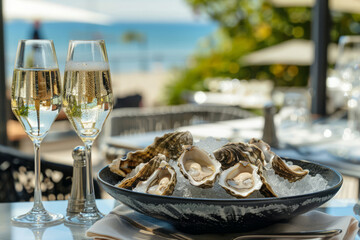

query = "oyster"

[110,131,193,177]
[117,154,177,196]
[248,138,275,164]
[219,161,262,198]
[249,138,308,182]
[213,141,277,197]
[177,145,221,188]
[272,155,309,182]
[213,142,265,169]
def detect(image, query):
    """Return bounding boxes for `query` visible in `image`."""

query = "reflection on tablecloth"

[86,203,358,240]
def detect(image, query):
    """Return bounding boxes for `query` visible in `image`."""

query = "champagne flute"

[11,40,63,225]
[63,40,113,224]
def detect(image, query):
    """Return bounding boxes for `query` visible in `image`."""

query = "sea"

[4,21,217,79]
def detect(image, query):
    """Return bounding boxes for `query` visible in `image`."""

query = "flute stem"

[33,141,45,212]
[84,141,95,201]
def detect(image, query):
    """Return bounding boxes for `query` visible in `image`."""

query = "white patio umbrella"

[3,0,113,24]
[241,39,338,66]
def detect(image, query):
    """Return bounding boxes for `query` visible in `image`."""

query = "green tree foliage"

[121,31,146,44]
[166,0,360,105]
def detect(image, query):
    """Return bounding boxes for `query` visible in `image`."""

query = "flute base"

[11,209,63,227]
[65,209,104,225]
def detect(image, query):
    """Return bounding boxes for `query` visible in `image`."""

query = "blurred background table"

[106,114,360,176]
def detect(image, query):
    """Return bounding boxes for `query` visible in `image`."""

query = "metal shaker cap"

[72,146,86,167]
[262,101,279,148]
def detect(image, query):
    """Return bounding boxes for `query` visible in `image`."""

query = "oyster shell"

[213,142,265,169]
[219,161,262,198]
[249,138,308,182]
[110,131,193,177]
[213,140,277,197]
[272,155,309,182]
[117,154,177,196]
[177,145,221,188]
[248,138,275,164]
[257,162,278,197]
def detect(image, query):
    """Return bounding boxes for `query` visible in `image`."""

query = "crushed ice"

[171,137,329,199]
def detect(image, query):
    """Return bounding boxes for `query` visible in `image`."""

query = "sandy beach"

[112,69,175,107]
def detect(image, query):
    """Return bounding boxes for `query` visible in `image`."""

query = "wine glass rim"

[19,39,54,43]
[69,40,105,43]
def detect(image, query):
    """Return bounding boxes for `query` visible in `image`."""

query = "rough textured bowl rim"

[97,158,343,203]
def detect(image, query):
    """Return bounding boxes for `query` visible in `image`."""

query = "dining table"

[5,114,360,239]
[0,198,359,240]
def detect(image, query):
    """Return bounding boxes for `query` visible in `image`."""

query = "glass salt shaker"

[65,146,87,224]
[65,146,103,225]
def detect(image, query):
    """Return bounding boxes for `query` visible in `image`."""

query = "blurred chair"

[103,104,255,160]
[114,94,142,109]
[0,145,101,202]
[107,104,254,136]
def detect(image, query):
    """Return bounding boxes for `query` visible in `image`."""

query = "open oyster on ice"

[213,141,277,197]
[219,161,263,198]
[110,131,193,177]
[178,145,221,188]
[117,154,177,196]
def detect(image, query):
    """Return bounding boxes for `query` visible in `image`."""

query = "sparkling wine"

[11,68,61,142]
[63,62,113,142]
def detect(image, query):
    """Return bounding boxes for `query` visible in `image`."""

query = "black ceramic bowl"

[98,158,343,233]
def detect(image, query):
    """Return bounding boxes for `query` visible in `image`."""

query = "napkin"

[86,203,359,240]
